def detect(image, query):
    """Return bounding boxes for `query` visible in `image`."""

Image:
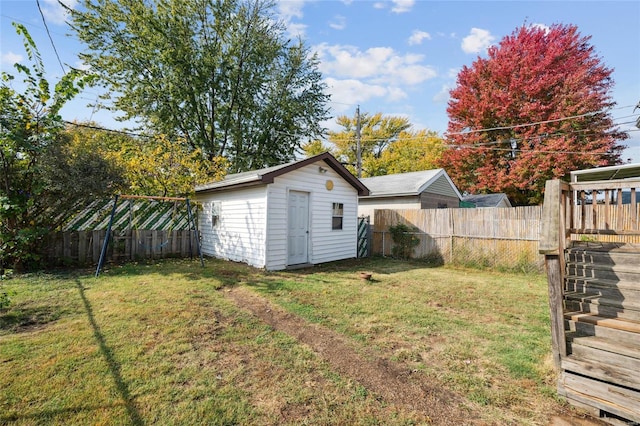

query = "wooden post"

[632,188,637,231]
[78,231,87,265]
[540,179,567,369]
[545,255,567,368]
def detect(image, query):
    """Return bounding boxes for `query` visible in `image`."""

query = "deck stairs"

[561,242,640,424]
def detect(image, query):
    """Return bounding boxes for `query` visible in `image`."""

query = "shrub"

[388,223,420,260]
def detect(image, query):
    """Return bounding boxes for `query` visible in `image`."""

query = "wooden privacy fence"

[373,206,543,271]
[45,229,199,266]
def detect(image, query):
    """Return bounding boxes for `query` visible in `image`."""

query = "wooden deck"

[541,180,640,425]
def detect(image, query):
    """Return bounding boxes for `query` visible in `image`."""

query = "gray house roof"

[359,169,462,200]
[462,193,512,208]
[195,152,370,196]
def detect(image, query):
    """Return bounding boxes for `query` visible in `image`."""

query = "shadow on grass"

[75,279,144,426]
[0,403,128,424]
[0,304,63,334]
[267,256,444,278]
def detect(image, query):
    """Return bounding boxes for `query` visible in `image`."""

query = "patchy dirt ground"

[224,286,606,426]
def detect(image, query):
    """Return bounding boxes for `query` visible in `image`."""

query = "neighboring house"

[462,193,512,208]
[358,169,462,222]
[195,152,369,271]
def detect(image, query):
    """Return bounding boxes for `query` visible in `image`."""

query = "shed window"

[332,203,343,230]
[211,201,221,228]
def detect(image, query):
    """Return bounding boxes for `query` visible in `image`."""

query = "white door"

[287,191,309,265]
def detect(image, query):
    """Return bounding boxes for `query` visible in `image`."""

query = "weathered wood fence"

[44,229,199,266]
[373,206,543,271]
[39,197,201,266]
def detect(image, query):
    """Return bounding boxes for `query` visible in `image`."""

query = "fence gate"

[357,216,370,258]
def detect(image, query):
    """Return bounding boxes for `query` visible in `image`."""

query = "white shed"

[195,152,369,270]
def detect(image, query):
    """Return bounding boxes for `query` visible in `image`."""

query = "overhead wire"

[36,0,65,74]
[8,7,638,158]
[322,105,639,144]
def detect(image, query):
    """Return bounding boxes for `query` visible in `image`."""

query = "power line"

[323,107,639,145]
[63,118,640,160]
[447,111,591,136]
[325,122,638,145]
[62,120,155,139]
[446,104,638,136]
[36,0,65,74]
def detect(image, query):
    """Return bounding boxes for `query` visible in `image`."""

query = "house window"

[332,203,343,230]
[211,201,221,228]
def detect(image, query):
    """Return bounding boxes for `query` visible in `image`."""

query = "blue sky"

[2,0,640,162]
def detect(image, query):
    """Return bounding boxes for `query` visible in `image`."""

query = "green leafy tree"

[368,129,445,176]
[115,135,227,197]
[330,112,445,177]
[301,139,331,157]
[0,24,105,270]
[61,124,226,197]
[329,112,411,176]
[68,0,330,172]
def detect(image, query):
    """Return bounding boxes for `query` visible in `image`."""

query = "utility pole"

[356,105,362,178]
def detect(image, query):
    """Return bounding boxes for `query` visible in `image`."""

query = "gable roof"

[359,169,462,199]
[462,193,512,208]
[195,152,369,196]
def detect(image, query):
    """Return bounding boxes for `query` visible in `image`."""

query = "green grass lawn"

[0,257,567,425]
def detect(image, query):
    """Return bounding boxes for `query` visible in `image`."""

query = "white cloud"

[74,60,91,71]
[277,0,307,38]
[373,2,386,10]
[277,0,305,20]
[386,87,408,102]
[41,0,78,25]
[461,28,495,54]
[314,43,437,86]
[329,15,347,30]
[433,84,452,104]
[324,77,406,111]
[447,67,460,79]
[391,0,415,13]
[530,23,550,34]
[287,22,307,38]
[408,30,431,46]
[1,51,23,66]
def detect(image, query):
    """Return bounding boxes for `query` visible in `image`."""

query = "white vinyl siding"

[197,159,360,271]
[196,186,267,268]
[266,161,358,269]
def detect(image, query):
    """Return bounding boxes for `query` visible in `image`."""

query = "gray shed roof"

[359,169,462,199]
[462,193,512,208]
[195,152,369,196]
[570,163,640,183]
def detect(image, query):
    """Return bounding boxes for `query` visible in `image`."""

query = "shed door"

[287,191,309,265]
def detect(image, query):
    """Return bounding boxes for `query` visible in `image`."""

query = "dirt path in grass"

[224,286,480,425]
[224,286,607,426]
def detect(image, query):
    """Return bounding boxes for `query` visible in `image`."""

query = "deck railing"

[540,178,640,365]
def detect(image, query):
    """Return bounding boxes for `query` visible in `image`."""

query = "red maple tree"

[440,24,627,205]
